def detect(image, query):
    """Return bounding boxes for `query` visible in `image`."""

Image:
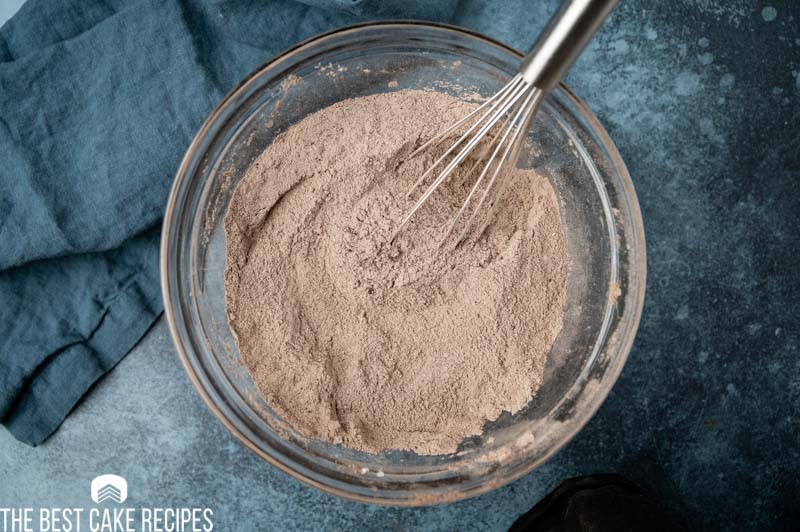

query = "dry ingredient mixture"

[224,89,567,455]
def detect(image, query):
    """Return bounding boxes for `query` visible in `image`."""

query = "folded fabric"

[0,0,459,445]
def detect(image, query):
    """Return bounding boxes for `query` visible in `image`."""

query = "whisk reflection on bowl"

[391,0,619,247]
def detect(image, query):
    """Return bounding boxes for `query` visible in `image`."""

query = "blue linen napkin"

[0,0,459,445]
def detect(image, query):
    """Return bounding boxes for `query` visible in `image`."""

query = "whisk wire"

[416,80,528,198]
[474,90,545,240]
[453,88,544,246]
[391,79,533,243]
[442,86,542,245]
[389,0,619,247]
[407,74,522,160]
[404,75,525,197]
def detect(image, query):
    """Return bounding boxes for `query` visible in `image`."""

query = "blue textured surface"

[1,0,799,530]
[0,0,25,26]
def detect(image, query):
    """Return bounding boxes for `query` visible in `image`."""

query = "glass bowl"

[161,22,646,505]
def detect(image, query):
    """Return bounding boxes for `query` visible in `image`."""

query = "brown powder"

[223,90,567,455]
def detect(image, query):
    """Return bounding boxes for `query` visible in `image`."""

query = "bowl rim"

[161,20,647,506]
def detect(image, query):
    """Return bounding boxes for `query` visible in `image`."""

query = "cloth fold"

[0,0,459,445]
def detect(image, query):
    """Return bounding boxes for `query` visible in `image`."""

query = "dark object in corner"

[509,475,685,532]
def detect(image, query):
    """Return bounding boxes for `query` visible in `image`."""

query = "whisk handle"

[520,0,619,91]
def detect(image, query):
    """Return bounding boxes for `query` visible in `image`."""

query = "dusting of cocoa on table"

[224,90,567,455]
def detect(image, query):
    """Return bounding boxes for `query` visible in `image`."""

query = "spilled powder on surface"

[224,90,567,455]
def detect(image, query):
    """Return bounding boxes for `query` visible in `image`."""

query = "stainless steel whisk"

[392,0,619,246]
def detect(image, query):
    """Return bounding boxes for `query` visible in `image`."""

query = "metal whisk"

[392,0,619,246]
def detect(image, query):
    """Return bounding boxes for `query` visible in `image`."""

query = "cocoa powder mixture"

[224,90,567,455]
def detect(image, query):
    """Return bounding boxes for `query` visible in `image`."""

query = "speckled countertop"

[1,1,798,530]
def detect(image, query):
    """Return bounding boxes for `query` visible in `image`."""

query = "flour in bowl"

[224,90,567,455]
